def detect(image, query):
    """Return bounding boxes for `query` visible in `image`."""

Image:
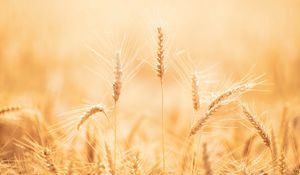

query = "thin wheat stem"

[160,79,165,173]
[113,101,117,175]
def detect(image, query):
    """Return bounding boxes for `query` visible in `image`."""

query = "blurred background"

[1,0,300,112]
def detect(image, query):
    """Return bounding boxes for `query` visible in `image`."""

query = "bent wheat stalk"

[155,27,166,173]
[77,105,107,130]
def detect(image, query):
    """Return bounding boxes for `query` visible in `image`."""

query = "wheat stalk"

[77,105,106,130]
[112,50,123,175]
[155,27,166,173]
[241,105,271,148]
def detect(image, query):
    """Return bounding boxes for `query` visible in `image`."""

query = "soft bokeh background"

[1,0,300,118]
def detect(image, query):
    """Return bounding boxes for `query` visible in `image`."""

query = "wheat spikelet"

[105,143,115,175]
[42,148,57,174]
[0,105,21,115]
[208,84,251,110]
[278,152,286,175]
[202,143,212,175]
[129,152,142,175]
[189,103,223,136]
[112,51,122,103]
[241,105,270,148]
[155,27,165,80]
[191,71,200,111]
[77,105,106,130]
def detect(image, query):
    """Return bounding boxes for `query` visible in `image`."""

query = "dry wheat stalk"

[189,103,223,136]
[112,51,122,103]
[155,27,166,173]
[105,143,115,175]
[77,105,106,130]
[241,105,271,148]
[208,84,251,110]
[202,143,212,175]
[192,71,200,111]
[0,105,21,115]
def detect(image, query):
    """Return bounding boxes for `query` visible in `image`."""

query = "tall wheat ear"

[155,26,167,173]
[77,104,107,130]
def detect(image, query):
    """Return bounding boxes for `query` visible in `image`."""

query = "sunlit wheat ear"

[189,103,223,136]
[155,27,165,80]
[129,152,142,175]
[0,105,21,115]
[202,143,212,175]
[191,71,200,111]
[105,143,115,175]
[278,151,287,175]
[241,105,271,148]
[112,51,122,103]
[208,83,253,110]
[42,148,58,174]
[77,105,107,130]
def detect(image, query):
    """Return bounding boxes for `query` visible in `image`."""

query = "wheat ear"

[189,103,223,136]
[278,151,287,175]
[155,27,166,172]
[241,105,271,148]
[77,105,106,130]
[191,71,200,111]
[208,84,251,110]
[112,51,122,103]
[130,152,142,175]
[0,105,21,115]
[42,148,58,174]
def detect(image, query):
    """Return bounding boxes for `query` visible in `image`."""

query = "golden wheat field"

[1,0,300,174]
